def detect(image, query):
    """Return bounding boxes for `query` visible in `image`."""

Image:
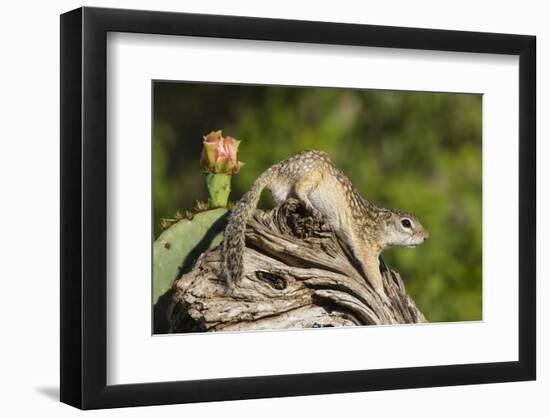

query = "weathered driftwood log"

[169,198,426,332]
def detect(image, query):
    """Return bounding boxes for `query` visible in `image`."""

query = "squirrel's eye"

[401,219,412,228]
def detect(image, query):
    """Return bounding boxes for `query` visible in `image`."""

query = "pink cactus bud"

[201,130,244,174]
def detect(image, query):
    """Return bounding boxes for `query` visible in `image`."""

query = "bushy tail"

[222,168,275,287]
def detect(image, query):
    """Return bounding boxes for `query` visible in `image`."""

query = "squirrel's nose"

[423,232,430,240]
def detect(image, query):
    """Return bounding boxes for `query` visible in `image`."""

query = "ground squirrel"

[222,150,429,302]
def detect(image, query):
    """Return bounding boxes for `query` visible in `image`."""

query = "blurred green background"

[153,81,482,323]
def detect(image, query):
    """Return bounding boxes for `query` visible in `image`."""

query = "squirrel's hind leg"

[293,176,324,221]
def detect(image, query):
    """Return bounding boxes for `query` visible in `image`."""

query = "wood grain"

[169,199,426,332]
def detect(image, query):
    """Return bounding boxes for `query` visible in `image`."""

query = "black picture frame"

[60,6,536,410]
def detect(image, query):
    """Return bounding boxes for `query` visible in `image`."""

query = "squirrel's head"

[379,209,429,248]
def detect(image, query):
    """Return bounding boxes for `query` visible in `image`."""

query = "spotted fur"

[221,150,429,302]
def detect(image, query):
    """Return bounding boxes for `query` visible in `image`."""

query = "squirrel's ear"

[380,211,393,222]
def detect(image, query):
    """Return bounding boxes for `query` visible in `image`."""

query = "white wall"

[0,0,546,415]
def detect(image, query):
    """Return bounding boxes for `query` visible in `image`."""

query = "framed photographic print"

[60,6,536,409]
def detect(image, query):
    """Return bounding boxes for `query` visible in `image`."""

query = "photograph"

[152,81,483,334]
[54,4,537,412]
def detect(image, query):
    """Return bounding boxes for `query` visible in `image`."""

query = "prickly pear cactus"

[153,208,228,304]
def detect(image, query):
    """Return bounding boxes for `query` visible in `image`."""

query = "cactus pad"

[153,208,228,304]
